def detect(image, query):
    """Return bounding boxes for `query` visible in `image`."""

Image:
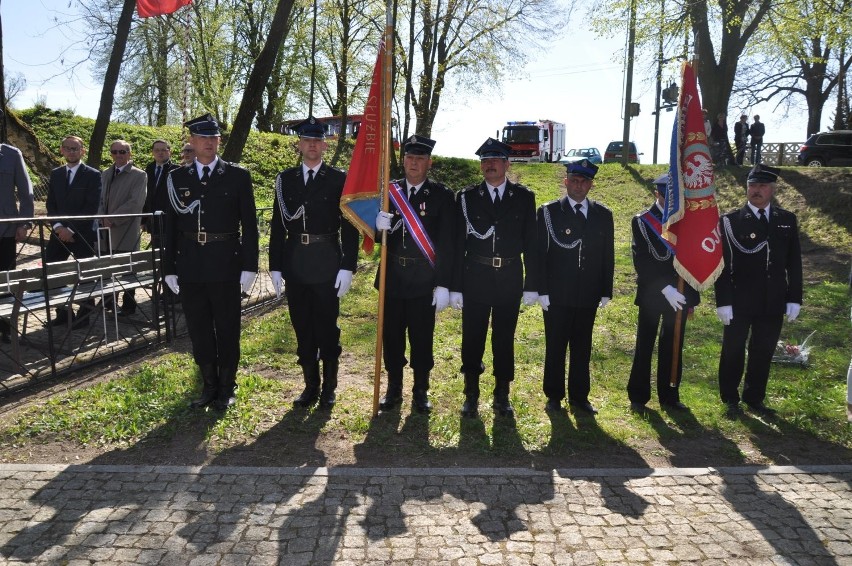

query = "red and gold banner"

[662,62,724,291]
[137,0,191,17]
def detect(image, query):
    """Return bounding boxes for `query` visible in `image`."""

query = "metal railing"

[0,207,277,396]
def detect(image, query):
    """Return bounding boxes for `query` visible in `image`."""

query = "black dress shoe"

[569,400,598,414]
[293,387,319,408]
[379,393,403,411]
[461,398,479,418]
[411,391,432,414]
[746,402,777,416]
[545,398,564,413]
[318,391,336,409]
[190,390,218,409]
[661,400,689,411]
[214,395,236,410]
[492,397,515,418]
[725,401,742,417]
[630,402,647,413]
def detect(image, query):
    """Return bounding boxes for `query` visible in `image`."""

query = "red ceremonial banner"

[662,62,724,291]
[137,0,191,18]
[339,42,385,254]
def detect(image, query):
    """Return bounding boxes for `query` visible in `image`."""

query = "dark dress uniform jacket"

[163,160,259,282]
[268,163,358,284]
[376,178,455,298]
[537,198,614,307]
[452,181,538,305]
[631,206,700,310]
[46,163,102,244]
[715,204,802,315]
[143,160,178,234]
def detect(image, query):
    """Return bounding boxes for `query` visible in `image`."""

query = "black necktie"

[574,203,585,221]
[155,165,162,184]
[758,208,768,225]
[66,169,72,188]
[113,167,121,180]
[306,169,315,186]
[409,186,416,200]
[201,166,210,184]
[493,187,501,205]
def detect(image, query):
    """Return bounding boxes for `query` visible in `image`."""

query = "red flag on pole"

[137,0,191,18]
[661,62,724,291]
[339,42,385,254]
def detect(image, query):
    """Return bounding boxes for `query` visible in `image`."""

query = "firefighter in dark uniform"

[537,159,614,415]
[268,117,359,409]
[627,174,700,412]
[163,114,259,411]
[449,138,539,419]
[374,135,455,414]
[715,163,802,416]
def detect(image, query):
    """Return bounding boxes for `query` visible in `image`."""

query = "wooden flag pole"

[669,275,686,387]
[372,6,394,417]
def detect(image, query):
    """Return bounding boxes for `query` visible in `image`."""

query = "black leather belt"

[389,254,429,267]
[292,233,336,245]
[182,231,239,244]
[468,254,516,268]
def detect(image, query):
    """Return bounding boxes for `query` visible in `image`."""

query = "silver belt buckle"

[492,257,502,268]
[300,233,310,245]
[197,231,207,244]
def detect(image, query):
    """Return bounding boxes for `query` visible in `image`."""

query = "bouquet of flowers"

[772,330,816,367]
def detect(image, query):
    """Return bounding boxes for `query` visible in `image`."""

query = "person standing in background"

[0,138,34,343]
[734,114,750,166]
[749,115,766,165]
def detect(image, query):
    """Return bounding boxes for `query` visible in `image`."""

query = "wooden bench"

[0,250,161,371]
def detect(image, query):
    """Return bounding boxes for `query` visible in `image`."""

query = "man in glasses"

[180,143,195,166]
[45,135,102,328]
[142,139,178,246]
[98,140,147,315]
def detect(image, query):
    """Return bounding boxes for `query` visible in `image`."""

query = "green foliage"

[429,156,483,191]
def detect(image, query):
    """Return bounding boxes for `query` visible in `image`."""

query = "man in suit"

[449,138,538,419]
[98,139,147,315]
[537,159,614,415]
[749,115,766,165]
[627,174,700,413]
[163,114,259,411]
[142,139,178,245]
[715,163,802,416]
[268,117,359,410]
[733,114,749,166]
[45,135,102,328]
[373,135,455,414]
[0,140,34,343]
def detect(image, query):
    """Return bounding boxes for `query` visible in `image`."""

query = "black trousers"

[0,237,16,335]
[460,297,520,393]
[45,235,96,319]
[542,305,597,403]
[718,312,783,405]
[382,294,436,375]
[627,304,687,405]
[285,279,342,366]
[180,280,242,372]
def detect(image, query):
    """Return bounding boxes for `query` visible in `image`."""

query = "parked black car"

[603,141,641,164]
[797,131,852,167]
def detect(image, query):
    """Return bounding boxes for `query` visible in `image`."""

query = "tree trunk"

[88,0,137,170]
[222,0,296,163]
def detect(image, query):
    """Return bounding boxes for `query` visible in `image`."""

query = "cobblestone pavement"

[0,464,850,565]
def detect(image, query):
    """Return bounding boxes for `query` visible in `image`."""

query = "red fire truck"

[500,120,566,163]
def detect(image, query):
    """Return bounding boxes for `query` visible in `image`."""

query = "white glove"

[375,211,393,231]
[449,291,464,309]
[240,271,257,294]
[270,270,283,298]
[538,294,550,311]
[335,269,353,298]
[786,302,801,322]
[522,291,539,306]
[716,305,733,325]
[599,297,611,308]
[661,285,687,311]
[433,286,450,312]
[165,275,180,295]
